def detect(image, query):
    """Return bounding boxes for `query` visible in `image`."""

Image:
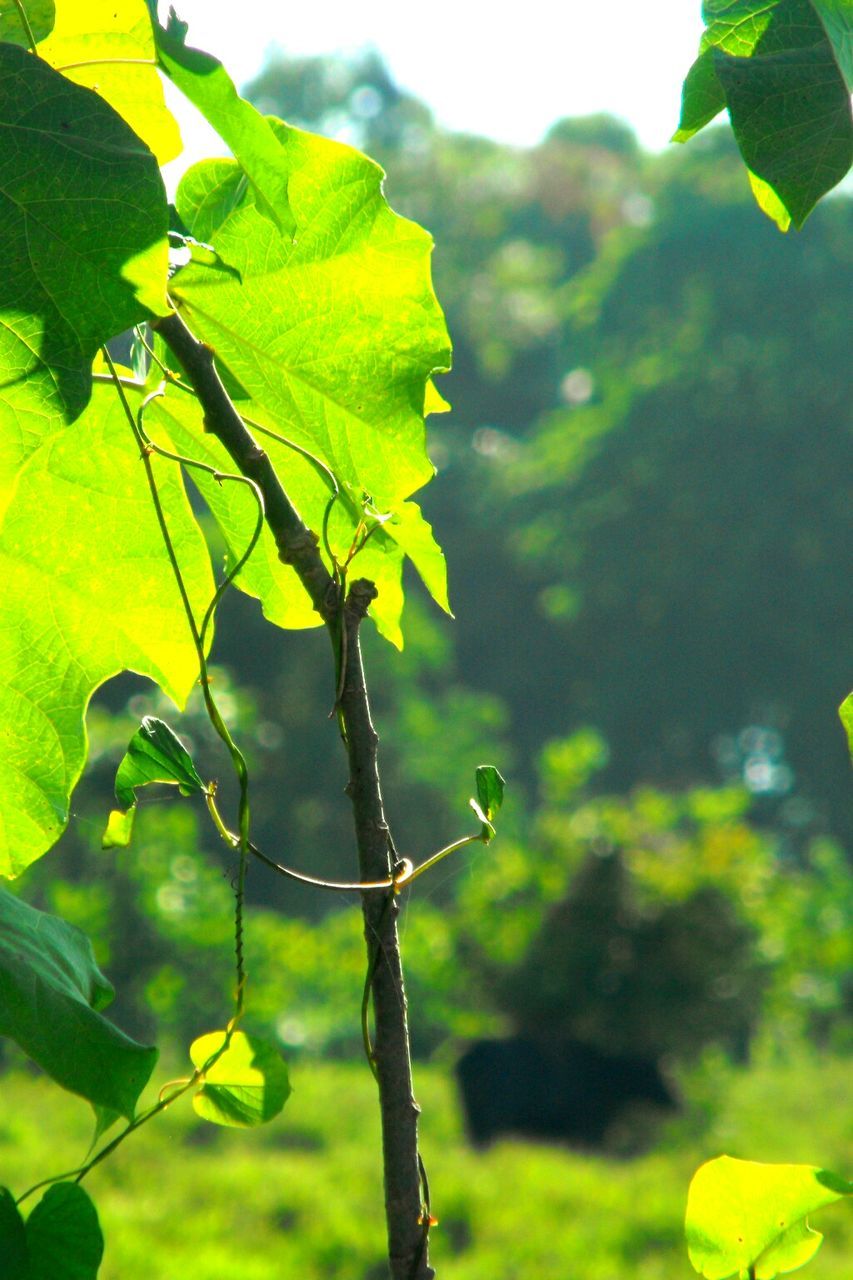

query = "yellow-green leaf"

[37,0,181,164]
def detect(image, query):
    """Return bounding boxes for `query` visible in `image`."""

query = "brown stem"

[153,309,433,1280]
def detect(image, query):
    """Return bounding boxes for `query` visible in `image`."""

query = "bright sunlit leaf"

[190,1030,291,1128]
[685,1156,852,1279]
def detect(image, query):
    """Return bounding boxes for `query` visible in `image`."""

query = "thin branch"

[154,308,435,1280]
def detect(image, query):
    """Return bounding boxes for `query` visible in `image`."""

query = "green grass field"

[1,1048,850,1278]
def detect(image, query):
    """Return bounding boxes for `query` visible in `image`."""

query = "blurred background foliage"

[5,45,852,1276]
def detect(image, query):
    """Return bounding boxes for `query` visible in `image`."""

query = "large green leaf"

[36,0,181,164]
[0,44,169,430]
[189,1030,291,1128]
[686,1156,852,1279]
[0,888,156,1117]
[172,124,451,511]
[153,11,294,234]
[148,319,448,647]
[674,0,852,228]
[0,380,213,877]
[164,126,450,641]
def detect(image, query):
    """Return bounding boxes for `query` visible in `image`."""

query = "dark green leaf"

[475,765,506,824]
[0,1187,28,1279]
[26,1184,103,1280]
[715,40,853,229]
[686,1155,852,1279]
[190,1030,291,1128]
[811,0,853,86]
[0,0,55,45]
[113,716,206,811]
[0,888,157,1117]
[0,44,168,430]
[154,15,294,235]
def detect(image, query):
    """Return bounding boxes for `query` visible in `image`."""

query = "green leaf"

[146,330,449,649]
[26,1183,103,1280]
[0,44,169,431]
[811,0,853,86]
[36,0,181,164]
[101,807,137,850]
[165,126,450,640]
[0,888,157,1117]
[0,1187,28,1279]
[475,765,506,824]
[172,124,451,514]
[674,0,853,228]
[715,40,853,229]
[103,715,205,847]
[0,381,213,877]
[839,692,853,761]
[673,0,782,142]
[189,1030,291,1128]
[113,715,205,810]
[747,168,792,232]
[0,0,55,45]
[685,1156,853,1279]
[154,13,294,235]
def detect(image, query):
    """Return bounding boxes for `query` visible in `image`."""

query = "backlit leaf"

[37,0,181,164]
[154,12,294,234]
[0,381,213,877]
[0,888,157,1117]
[0,45,168,431]
[172,124,451,514]
[190,1030,291,1128]
[839,692,853,762]
[686,1156,852,1279]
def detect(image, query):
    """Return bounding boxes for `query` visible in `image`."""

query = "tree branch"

[154,309,434,1280]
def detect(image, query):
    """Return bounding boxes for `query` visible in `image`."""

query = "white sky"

[159,0,705,186]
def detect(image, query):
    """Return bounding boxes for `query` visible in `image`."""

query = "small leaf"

[154,14,295,235]
[475,765,506,824]
[26,1183,103,1280]
[101,807,137,850]
[839,692,853,762]
[0,888,157,1118]
[112,716,206,812]
[190,1030,291,1128]
[0,1188,28,1279]
[0,0,55,45]
[685,1156,852,1280]
[168,234,243,284]
[468,797,495,843]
